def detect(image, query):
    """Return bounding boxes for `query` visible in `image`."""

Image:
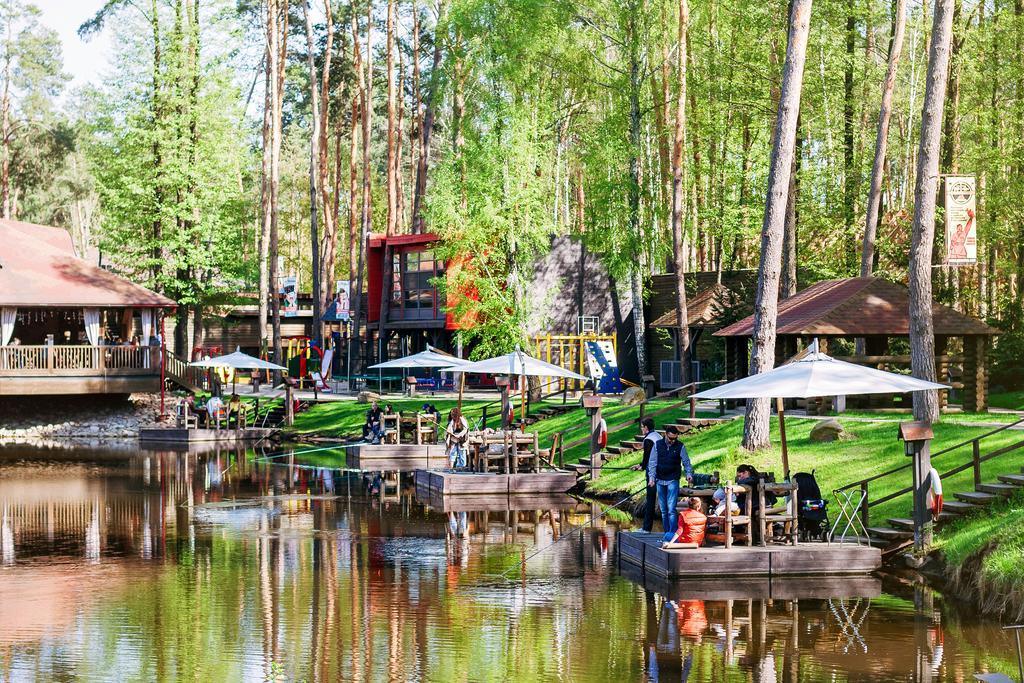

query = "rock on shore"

[0,394,164,441]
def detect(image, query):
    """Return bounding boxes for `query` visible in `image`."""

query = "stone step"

[867,526,913,541]
[942,500,981,515]
[978,482,1018,497]
[953,491,998,506]
[997,474,1024,486]
[886,518,915,531]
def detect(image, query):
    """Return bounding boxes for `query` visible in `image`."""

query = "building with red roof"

[0,219,176,396]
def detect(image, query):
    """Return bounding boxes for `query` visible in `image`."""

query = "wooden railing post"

[972,440,982,489]
[482,406,488,430]
[689,396,696,419]
[860,481,869,528]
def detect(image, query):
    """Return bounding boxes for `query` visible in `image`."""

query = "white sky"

[34,0,112,91]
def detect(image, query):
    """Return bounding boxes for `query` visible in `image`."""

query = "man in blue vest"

[647,425,693,541]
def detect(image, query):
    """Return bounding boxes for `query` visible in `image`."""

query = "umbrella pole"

[520,374,526,428]
[457,370,465,410]
[776,397,790,481]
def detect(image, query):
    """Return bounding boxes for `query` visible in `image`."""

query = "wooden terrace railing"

[0,345,160,376]
[835,416,1024,527]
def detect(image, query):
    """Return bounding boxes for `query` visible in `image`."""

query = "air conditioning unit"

[660,360,682,389]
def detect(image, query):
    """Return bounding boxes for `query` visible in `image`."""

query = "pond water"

[0,442,1020,682]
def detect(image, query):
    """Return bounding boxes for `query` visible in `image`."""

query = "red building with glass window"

[366,232,464,362]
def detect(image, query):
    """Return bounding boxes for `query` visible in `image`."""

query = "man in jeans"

[632,418,662,532]
[647,425,693,541]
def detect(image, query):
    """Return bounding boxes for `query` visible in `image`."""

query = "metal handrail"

[836,416,1024,493]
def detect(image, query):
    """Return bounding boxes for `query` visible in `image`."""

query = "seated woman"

[227,393,243,425]
[663,497,707,548]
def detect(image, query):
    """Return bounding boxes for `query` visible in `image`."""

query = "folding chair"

[830,487,869,543]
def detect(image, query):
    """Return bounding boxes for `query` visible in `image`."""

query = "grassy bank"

[585,415,1024,524]
[989,390,1024,411]
[286,396,719,464]
[937,489,1024,621]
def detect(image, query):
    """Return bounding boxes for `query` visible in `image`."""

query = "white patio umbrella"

[366,345,472,369]
[692,340,949,478]
[456,346,590,420]
[190,349,287,394]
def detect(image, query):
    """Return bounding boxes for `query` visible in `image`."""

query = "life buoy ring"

[216,366,234,385]
[926,467,943,521]
[597,418,608,449]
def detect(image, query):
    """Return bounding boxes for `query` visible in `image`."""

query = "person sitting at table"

[227,393,243,426]
[206,395,225,427]
[363,400,383,442]
[663,497,707,548]
[711,486,739,517]
[444,407,469,470]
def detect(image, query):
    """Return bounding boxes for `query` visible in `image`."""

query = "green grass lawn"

[830,409,1022,425]
[989,389,1024,411]
[586,414,1024,525]
[937,488,1024,586]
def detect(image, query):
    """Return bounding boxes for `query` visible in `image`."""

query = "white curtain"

[140,309,153,345]
[84,308,101,346]
[0,307,15,346]
[140,309,154,368]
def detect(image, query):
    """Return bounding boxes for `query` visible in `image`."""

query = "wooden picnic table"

[467,430,540,473]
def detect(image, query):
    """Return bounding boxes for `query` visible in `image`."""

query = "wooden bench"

[704,483,753,549]
[758,481,799,546]
[416,414,439,445]
[381,413,400,444]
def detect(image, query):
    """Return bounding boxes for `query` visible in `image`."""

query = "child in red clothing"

[664,497,707,547]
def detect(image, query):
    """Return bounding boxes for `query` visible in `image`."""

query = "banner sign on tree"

[944,175,977,265]
[282,275,298,317]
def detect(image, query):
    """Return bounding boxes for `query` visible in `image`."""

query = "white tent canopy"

[456,348,589,381]
[367,345,472,370]
[190,350,287,371]
[692,349,948,400]
[692,341,949,480]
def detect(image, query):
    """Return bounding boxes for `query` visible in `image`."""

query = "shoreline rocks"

[0,394,164,441]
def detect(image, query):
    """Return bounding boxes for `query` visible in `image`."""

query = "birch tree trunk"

[861,0,907,277]
[316,0,336,322]
[303,0,323,345]
[742,0,813,451]
[351,4,373,371]
[909,0,955,423]
[670,0,691,385]
[412,0,446,234]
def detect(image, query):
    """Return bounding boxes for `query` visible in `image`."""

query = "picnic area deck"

[138,427,276,445]
[346,443,449,471]
[414,469,577,496]
[618,531,880,578]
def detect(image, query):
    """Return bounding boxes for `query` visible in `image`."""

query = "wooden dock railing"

[0,344,159,375]
[835,416,1024,527]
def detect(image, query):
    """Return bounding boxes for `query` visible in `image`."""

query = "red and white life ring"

[927,467,943,521]
[597,418,608,449]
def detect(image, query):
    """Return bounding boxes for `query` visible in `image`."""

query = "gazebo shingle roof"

[715,277,996,337]
[650,283,737,328]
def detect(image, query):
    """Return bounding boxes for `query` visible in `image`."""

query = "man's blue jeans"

[657,479,680,541]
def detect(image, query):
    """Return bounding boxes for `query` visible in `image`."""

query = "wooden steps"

[953,491,998,505]
[942,500,981,515]
[978,482,1018,497]
[866,526,912,542]
[997,473,1024,486]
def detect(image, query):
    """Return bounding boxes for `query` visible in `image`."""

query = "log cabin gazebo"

[715,277,997,412]
[0,219,176,396]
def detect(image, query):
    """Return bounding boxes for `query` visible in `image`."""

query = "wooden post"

[776,397,790,480]
[457,370,466,410]
[689,396,696,418]
[900,421,935,551]
[972,439,982,489]
[860,481,869,528]
[285,382,295,426]
[584,395,604,481]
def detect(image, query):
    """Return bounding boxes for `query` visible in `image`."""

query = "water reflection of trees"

[0,444,1020,681]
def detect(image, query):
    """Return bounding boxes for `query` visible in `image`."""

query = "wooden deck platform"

[415,488,580,512]
[138,428,276,445]
[414,469,577,496]
[618,531,881,578]
[618,561,882,600]
[346,443,448,471]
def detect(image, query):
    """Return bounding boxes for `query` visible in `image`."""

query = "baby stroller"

[793,470,829,541]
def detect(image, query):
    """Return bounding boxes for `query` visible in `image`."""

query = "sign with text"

[944,175,977,265]
[282,275,298,317]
